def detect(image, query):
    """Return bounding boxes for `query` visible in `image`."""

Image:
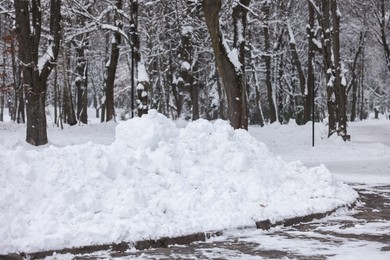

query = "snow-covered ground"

[249,113,390,185]
[1,110,388,256]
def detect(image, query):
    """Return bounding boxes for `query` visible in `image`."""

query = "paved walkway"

[71,184,390,259]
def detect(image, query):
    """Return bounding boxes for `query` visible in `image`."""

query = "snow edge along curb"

[0,232,222,260]
[256,202,356,230]
[0,202,356,260]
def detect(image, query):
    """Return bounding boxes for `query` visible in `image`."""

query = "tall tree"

[202,0,250,129]
[73,1,91,124]
[261,0,277,124]
[310,0,348,139]
[373,0,390,72]
[130,0,150,117]
[105,0,122,121]
[14,0,62,146]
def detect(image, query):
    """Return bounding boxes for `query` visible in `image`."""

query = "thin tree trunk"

[349,32,366,122]
[331,0,348,139]
[304,0,316,124]
[62,49,77,126]
[105,0,122,122]
[378,0,390,71]
[130,0,150,117]
[262,2,277,124]
[318,0,337,137]
[75,37,88,124]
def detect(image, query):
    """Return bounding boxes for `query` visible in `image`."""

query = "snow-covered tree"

[14,0,62,146]
[203,0,250,130]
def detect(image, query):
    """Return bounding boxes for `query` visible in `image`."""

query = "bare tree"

[202,0,250,129]
[14,0,62,146]
[105,0,122,121]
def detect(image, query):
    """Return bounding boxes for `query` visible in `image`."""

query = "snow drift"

[0,110,358,254]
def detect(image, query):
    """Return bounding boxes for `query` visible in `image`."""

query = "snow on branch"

[308,0,321,16]
[100,24,129,43]
[220,24,242,73]
[287,21,296,45]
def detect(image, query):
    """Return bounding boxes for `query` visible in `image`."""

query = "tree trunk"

[15,0,61,146]
[318,0,337,137]
[349,32,365,122]
[105,0,122,122]
[75,36,88,124]
[378,0,390,71]
[62,49,77,126]
[130,0,150,117]
[304,0,316,124]
[203,0,249,130]
[262,2,277,124]
[331,0,348,139]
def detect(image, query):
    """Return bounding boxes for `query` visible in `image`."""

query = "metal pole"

[131,43,134,118]
[312,72,315,147]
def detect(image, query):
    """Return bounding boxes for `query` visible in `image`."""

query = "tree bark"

[331,0,348,139]
[62,48,77,126]
[262,1,277,124]
[105,0,122,121]
[304,0,316,124]
[75,35,89,124]
[317,0,337,137]
[14,0,62,146]
[377,0,390,71]
[349,31,365,122]
[203,0,249,129]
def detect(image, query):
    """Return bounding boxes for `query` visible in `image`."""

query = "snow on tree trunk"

[14,0,61,146]
[62,47,77,126]
[130,0,150,118]
[262,1,277,124]
[331,0,348,139]
[105,0,122,122]
[203,0,249,130]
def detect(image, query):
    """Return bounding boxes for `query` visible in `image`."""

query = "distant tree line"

[0,0,389,145]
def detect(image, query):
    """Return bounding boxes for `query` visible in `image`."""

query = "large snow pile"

[0,111,358,254]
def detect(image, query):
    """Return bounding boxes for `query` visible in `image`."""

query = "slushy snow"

[0,110,357,254]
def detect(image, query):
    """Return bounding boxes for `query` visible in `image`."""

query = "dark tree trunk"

[8,35,25,123]
[304,0,316,124]
[262,2,277,124]
[62,49,77,126]
[75,36,89,124]
[130,0,149,117]
[349,32,366,122]
[215,68,226,120]
[331,0,348,139]
[105,0,122,121]
[377,0,390,71]
[14,0,62,146]
[317,0,337,137]
[203,0,249,130]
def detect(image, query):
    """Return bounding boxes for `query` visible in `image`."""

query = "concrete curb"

[0,232,222,260]
[0,203,355,260]
[256,203,356,230]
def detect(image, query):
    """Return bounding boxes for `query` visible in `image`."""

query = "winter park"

[1,0,390,259]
